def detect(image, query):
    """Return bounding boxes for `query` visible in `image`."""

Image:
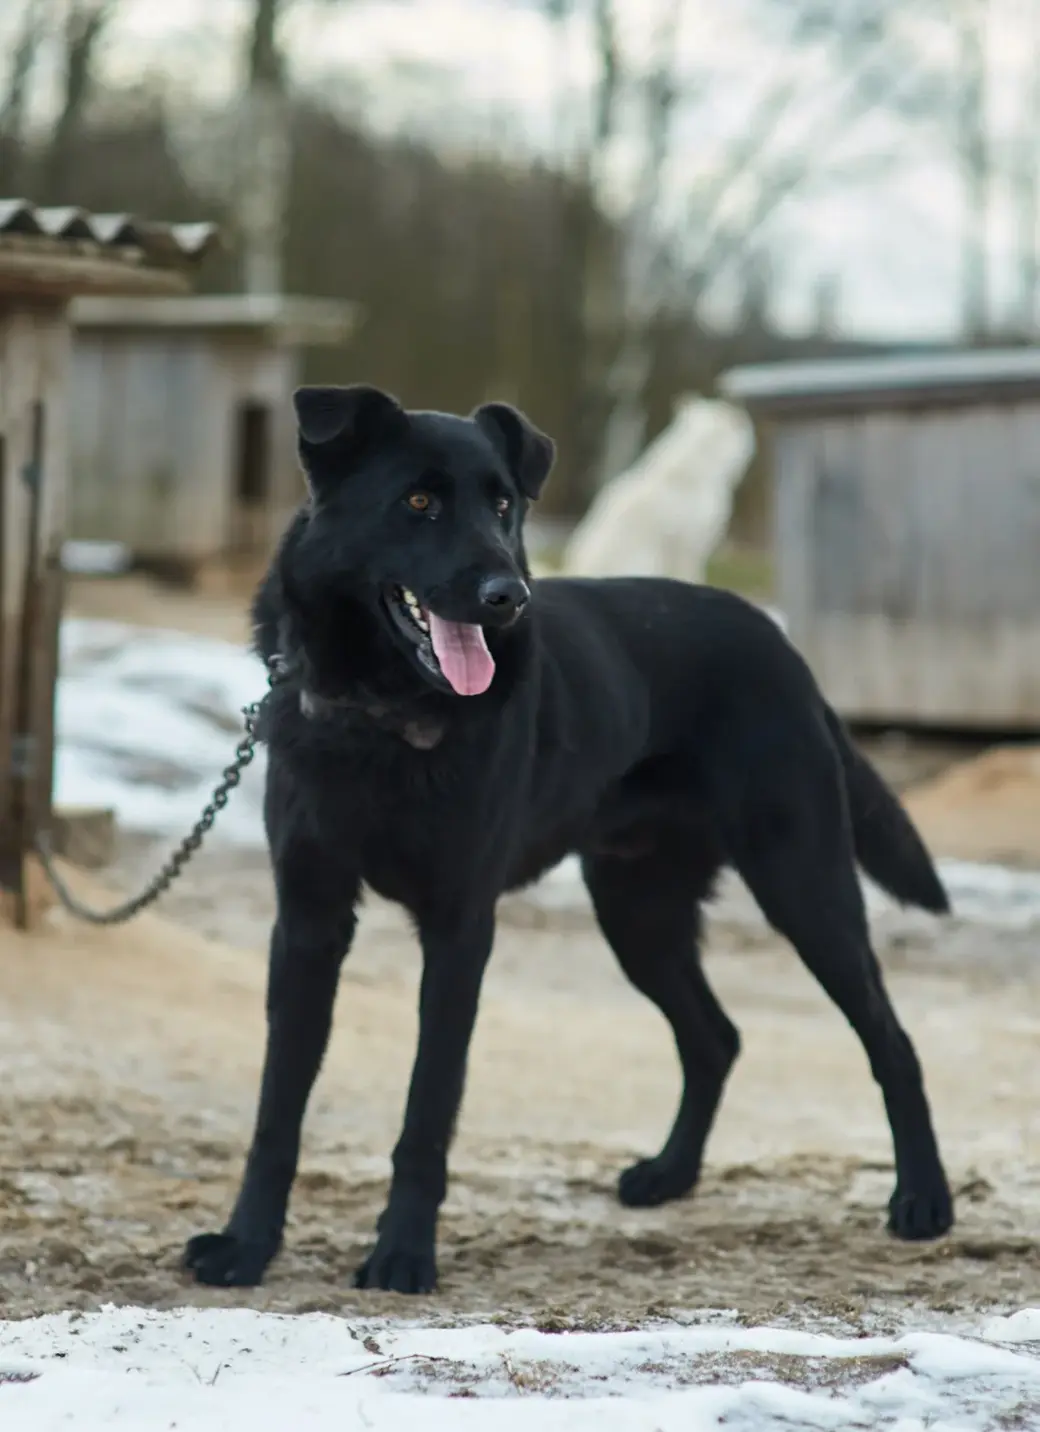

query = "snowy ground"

[55,620,270,848]
[3,1305,1040,1431]
[54,618,1040,932]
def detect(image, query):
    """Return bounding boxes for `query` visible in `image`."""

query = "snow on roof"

[720,347,1040,413]
[0,197,218,298]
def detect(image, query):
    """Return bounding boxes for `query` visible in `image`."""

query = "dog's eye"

[407,492,432,513]
[495,496,511,517]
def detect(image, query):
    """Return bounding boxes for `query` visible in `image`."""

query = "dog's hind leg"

[720,756,953,1242]
[184,840,360,1288]
[582,841,738,1208]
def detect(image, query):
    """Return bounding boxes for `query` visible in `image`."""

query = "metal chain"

[33,658,288,926]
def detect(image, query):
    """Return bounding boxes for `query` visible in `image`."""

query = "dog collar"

[299,687,444,750]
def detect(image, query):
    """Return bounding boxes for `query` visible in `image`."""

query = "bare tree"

[238,0,371,294]
[595,0,683,482]
[556,0,935,487]
[1011,2,1040,333]
[955,0,991,339]
[537,0,627,503]
[0,0,49,189]
[678,29,931,304]
[236,0,292,293]
[41,0,119,202]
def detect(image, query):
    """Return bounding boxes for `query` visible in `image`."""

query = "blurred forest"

[1,0,1038,518]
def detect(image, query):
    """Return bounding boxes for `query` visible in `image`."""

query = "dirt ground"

[67,572,253,645]
[904,744,1040,867]
[1,573,1029,1335]
[2,844,1039,1334]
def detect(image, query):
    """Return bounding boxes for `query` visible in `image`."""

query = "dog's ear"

[472,401,555,501]
[293,384,405,461]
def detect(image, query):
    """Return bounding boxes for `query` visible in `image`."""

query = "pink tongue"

[428,613,495,696]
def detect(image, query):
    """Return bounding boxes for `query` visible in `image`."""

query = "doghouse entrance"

[229,400,272,554]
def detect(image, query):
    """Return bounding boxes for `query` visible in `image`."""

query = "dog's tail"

[824,706,950,915]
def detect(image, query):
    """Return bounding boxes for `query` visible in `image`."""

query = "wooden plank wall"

[775,402,1040,726]
[69,331,224,560]
[70,330,305,568]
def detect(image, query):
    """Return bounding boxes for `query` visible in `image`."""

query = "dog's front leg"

[184,854,360,1288]
[355,906,496,1294]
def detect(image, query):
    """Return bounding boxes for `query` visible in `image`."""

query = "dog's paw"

[354,1241,437,1295]
[887,1180,954,1241]
[182,1231,278,1287]
[618,1156,698,1209]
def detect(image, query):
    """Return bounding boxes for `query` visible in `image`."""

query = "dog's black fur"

[184,383,954,1295]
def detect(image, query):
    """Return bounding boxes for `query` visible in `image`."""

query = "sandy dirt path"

[1,853,1038,1333]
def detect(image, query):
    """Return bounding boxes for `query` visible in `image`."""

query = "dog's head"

[292,383,555,697]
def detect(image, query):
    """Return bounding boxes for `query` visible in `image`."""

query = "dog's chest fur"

[299,687,446,750]
[270,693,528,912]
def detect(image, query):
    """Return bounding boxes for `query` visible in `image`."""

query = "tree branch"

[0,0,48,144]
[42,0,119,200]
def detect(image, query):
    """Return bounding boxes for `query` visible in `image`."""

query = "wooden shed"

[0,198,216,924]
[68,294,358,578]
[719,349,1040,730]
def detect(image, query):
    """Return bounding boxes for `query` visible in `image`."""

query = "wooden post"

[1,395,62,928]
[0,429,15,901]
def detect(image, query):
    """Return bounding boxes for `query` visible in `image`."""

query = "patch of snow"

[929,860,1040,930]
[1,1306,1040,1430]
[523,852,1040,932]
[982,1309,1040,1344]
[55,620,269,848]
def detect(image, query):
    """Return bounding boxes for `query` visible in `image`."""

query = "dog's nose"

[478,574,530,617]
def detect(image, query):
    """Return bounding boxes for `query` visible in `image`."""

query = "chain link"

[34,658,288,926]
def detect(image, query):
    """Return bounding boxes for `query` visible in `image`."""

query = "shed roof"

[0,198,218,299]
[719,347,1040,414]
[71,293,358,346]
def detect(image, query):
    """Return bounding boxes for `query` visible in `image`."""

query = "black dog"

[183,383,954,1295]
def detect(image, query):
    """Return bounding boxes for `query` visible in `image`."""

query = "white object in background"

[61,540,132,575]
[563,395,755,582]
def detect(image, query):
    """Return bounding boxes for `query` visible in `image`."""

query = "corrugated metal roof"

[720,347,1040,413]
[0,198,218,298]
[0,199,216,260]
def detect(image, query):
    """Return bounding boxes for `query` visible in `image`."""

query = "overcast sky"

[7,0,1038,340]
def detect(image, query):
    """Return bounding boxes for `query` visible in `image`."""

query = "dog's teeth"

[397,585,429,634]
